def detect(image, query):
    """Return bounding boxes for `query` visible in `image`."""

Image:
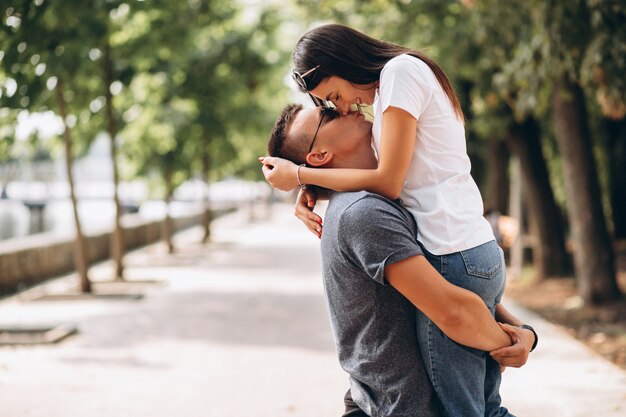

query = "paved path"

[0,203,625,417]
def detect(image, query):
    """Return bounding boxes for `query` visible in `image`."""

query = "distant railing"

[0,209,207,295]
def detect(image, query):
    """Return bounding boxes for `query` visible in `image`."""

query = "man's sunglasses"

[308,107,340,154]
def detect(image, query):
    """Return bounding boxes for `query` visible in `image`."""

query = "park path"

[0,203,624,417]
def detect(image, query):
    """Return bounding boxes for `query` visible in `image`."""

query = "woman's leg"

[416,240,514,417]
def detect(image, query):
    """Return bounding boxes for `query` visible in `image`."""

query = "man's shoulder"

[329,191,397,215]
[328,191,415,231]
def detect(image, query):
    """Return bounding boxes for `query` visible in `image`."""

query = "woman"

[260,24,531,417]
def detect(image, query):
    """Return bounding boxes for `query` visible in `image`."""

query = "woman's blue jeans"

[416,240,515,417]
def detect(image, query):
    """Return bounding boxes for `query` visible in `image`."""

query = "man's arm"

[386,255,511,351]
[489,304,536,368]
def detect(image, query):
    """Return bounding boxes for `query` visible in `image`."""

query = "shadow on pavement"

[69,290,335,354]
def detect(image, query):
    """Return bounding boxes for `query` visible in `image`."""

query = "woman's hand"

[259,156,300,191]
[489,323,534,369]
[295,188,323,238]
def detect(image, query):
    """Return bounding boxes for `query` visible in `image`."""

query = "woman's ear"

[306,150,334,167]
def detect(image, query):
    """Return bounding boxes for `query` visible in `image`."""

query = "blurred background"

[0,0,625,389]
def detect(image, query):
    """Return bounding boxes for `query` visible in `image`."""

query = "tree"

[178,6,288,240]
[55,77,91,291]
[542,0,620,303]
[458,0,574,279]
[551,75,619,303]
[604,117,626,239]
[115,0,289,249]
[102,40,126,280]
[93,1,136,280]
[118,71,198,253]
[1,0,108,292]
[505,115,571,278]
[582,0,626,240]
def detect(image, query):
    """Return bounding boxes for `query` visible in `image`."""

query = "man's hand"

[295,188,323,238]
[259,156,299,191]
[489,323,534,369]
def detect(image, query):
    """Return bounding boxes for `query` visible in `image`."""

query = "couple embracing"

[260,24,537,417]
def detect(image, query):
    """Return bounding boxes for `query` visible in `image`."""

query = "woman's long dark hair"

[293,24,464,120]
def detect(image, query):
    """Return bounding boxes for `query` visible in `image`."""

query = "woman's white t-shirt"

[372,54,494,255]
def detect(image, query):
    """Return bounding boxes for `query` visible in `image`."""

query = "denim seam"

[427,319,439,395]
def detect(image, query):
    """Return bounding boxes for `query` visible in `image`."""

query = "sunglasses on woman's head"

[308,107,340,154]
[292,65,320,91]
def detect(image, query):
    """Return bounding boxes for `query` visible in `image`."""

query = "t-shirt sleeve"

[378,55,433,120]
[337,197,423,285]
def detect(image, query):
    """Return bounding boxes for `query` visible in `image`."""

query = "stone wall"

[0,212,204,294]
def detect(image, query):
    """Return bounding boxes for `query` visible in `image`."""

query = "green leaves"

[2,0,622,194]
[1,0,291,194]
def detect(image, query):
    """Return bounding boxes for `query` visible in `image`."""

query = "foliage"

[1,0,292,194]
[582,0,626,119]
[0,0,115,158]
[1,0,624,236]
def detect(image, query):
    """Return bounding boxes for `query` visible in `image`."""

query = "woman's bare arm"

[261,107,416,200]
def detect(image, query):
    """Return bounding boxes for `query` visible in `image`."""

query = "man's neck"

[328,150,378,170]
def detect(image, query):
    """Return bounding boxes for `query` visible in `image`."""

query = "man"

[263,104,536,417]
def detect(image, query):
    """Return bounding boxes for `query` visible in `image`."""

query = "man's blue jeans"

[416,240,515,417]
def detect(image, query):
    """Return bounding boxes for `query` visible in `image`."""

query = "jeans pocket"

[460,240,502,280]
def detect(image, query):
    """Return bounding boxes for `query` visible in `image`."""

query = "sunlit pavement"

[0,203,625,417]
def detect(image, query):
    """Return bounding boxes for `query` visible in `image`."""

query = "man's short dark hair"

[267,103,310,165]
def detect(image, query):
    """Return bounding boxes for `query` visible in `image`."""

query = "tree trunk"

[552,76,620,304]
[201,145,213,243]
[508,157,523,278]
[505,116,571,279]
[485,138,510,214]
[103,42,125,280]
[56,79,91,293]
[458,80,486,190]
[163,166,175,254]
[604,117,626,240]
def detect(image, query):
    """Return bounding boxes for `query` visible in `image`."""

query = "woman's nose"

[338,103,350,116]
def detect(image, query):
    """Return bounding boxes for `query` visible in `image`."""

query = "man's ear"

[305,150,334,167]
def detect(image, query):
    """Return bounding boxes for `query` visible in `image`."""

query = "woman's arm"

[261,107,416,200]
[385,255,512,351]
[302,106,416,199]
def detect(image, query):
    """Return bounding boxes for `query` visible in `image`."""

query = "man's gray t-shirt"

[321,191,442,417]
